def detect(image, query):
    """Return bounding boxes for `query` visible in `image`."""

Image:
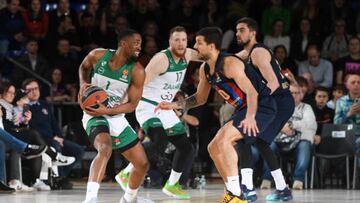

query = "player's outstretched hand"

[239,117,259,137]
[155,101,177,113]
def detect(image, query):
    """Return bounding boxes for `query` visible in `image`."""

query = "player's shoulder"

[88,48,108,59]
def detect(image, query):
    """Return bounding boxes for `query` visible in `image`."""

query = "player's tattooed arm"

[175,94,199,109]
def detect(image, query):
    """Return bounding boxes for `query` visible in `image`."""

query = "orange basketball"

[81,86,108,110]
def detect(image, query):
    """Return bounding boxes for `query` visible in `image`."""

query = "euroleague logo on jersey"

[119,69,128,82]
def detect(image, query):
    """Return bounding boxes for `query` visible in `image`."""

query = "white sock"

[124,185,139,202]
[271,169,287,190]
[85,182,100,201]
[123,163,134,174]
[226,176,241,196]
[241,168,254,190]
[168,169,182,185]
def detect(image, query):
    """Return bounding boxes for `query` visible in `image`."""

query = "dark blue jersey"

[204,52,270,111]
[248,43,290,95]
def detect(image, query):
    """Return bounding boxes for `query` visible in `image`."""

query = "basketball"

[80,86,108,110]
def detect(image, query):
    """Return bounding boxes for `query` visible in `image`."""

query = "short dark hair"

[236,17,259,33]
[169,26,187,37]
[117,28,139,42]
[296,76,308,87]
[332,84,346,92]
[315,86,329,96]
[196,27,222,50]
[274,44,288,55]
[22,78,39,90]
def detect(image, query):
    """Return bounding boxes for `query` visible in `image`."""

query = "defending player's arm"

[251,48,280,94]
[108,63,145,114]
[225,57,259,136]
[143,53,168,85]
[157,64,211,111]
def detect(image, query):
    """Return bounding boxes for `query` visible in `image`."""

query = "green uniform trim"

[159,49,187,76]
[94,49,135,84]
[165,122,186,136]
[141,117,163,134]
[85,117,138,150]
[140,97,158,106]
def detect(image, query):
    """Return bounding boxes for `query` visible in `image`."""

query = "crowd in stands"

[0,0,359,192]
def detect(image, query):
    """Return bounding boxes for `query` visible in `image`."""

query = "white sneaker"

[32,179,51,191]
[260,179,271,189]
[8,180,34,192]
[53,153,76,166]
[292,180,303,190]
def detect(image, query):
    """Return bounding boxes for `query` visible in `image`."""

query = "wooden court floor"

[1,182,360,203]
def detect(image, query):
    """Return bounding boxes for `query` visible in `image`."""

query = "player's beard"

[171,47,186,58]
[237,37,250,47]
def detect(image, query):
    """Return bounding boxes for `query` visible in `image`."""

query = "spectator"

[274,45,297,74]
[199,0,225,29]
[263,19,291,53]
[327,84,346,110]
[22,0,48,42]
[311,86,334,145]
[78,0,100,26]
[128,0,160,32]
[99,0,122,38]
[329,0,356,35]
[12,39,49,87]
[78,12,101,54]
[49,38,79,85]
[334,36,360,84]
[298,45,333,88]
[0,82,75,190]
[138,38,158,67]
[262,83,317,190]
[290,18,321,62]
[0,124,47,192]
[0,0,25,56]
[102,15,129,49]
[48,0,78,35]
[321,19,350,63]
[43,68,75,102]
[333,73,360,167]
[261,0,291,36]
[23,78,84,189]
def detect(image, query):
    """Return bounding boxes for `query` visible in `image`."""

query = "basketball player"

[236,17,294,201]
[115,26,198,199]
[79,29,149,203]
[157,27,277,203]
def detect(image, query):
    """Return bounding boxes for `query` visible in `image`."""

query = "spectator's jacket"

[334,95,360,137]
[28,100,62,143]
[290,102,317,144]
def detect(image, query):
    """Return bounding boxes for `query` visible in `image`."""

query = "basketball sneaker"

[219,191,247,203]
[265,187,293,201]
[162,181,190,199]
[115,170,129,191]
[241,184,257,202]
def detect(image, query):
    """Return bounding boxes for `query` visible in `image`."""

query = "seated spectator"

[0,125,46,193]
[333,73,360,167]
[298,45,333,88]
[290,18,321,62]
[22,0,48,42]
[138,38,158,67]
[0,82,75,190]
[327,84,346,110]
[49,38,79,85]
[261,83,317,190]
[43,68,76,102]
[0,0,25,56]
[311,86,334,145]
[48,0,78,35]
[263,19,290,54]
[296,75,315,105]
[12,39,49,87]
[23,78,84,189]
[261,0,291,36]
[78,12,101,55]
[102,15,129,49]
[78,0,101,26]
[274,45,297,74]
[199,0,225,29]
[322,19,350,63]
[334,36,360,84]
